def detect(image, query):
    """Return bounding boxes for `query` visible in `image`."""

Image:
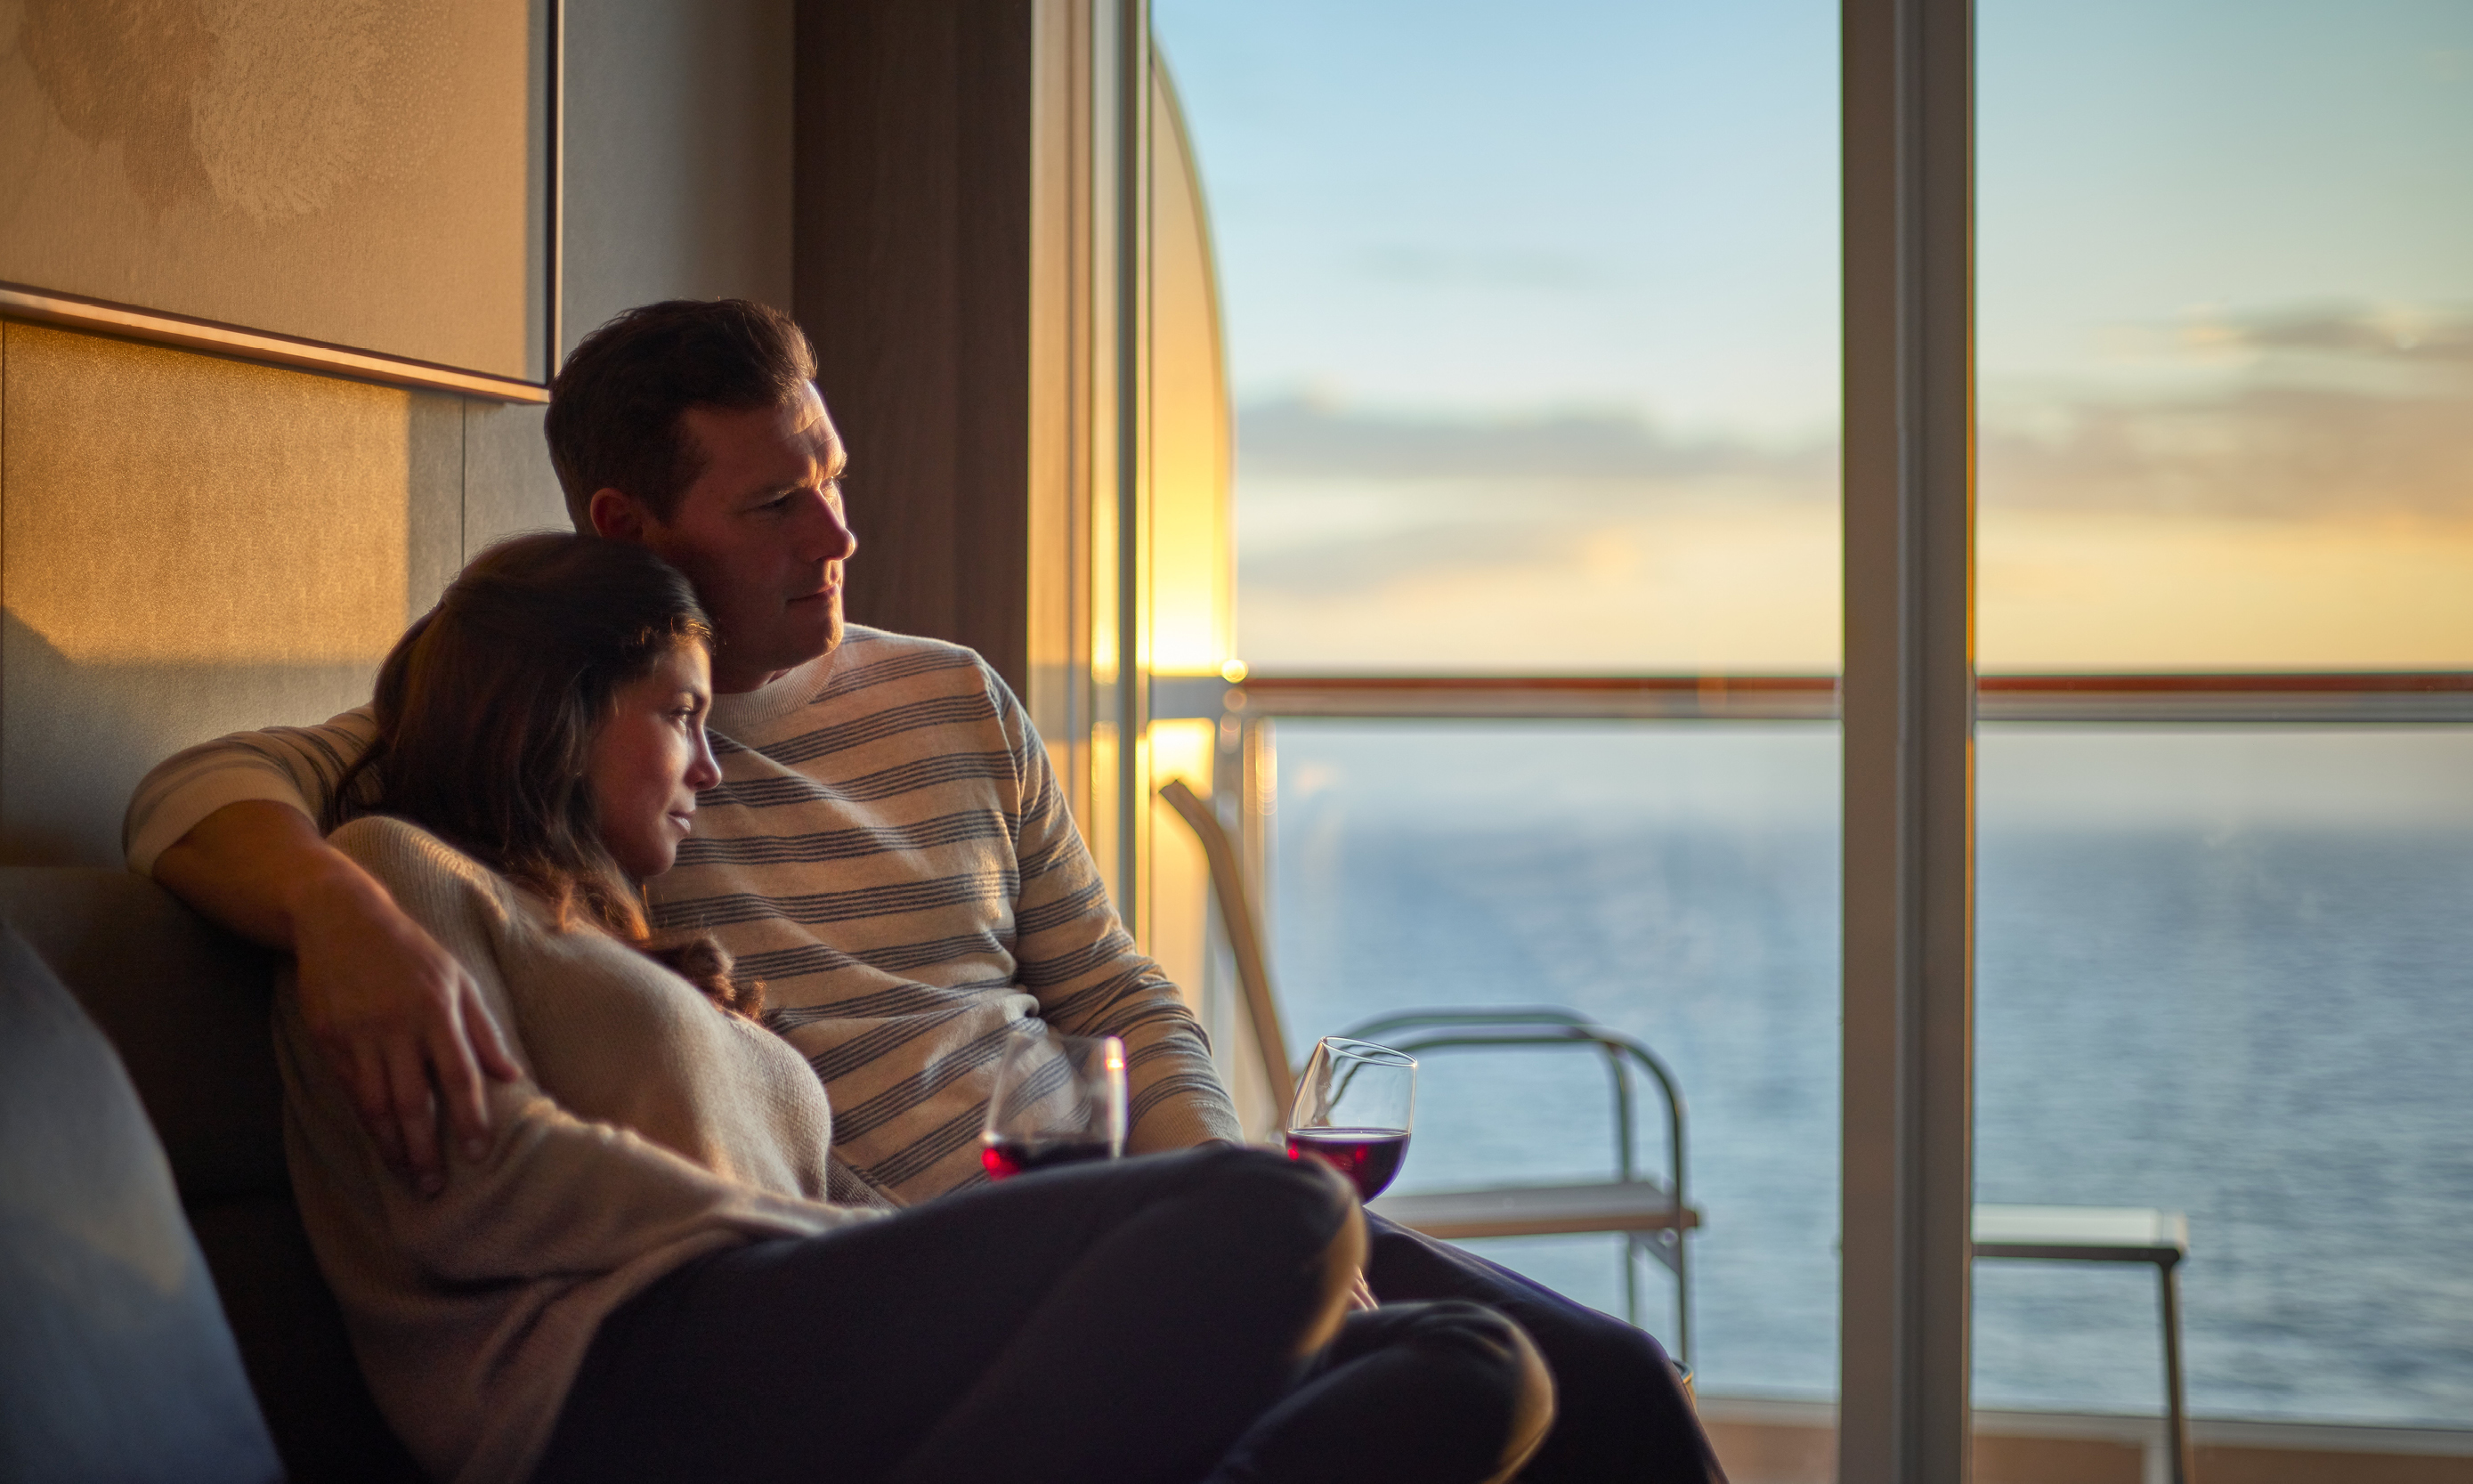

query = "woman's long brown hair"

[334,533,760,1016]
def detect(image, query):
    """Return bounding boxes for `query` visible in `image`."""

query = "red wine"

[1285,1128,1409,1201]
[982,1137,1115,1180]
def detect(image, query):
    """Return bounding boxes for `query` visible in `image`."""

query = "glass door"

[1976,0,2473,1431]
[1154,0,1844,1400]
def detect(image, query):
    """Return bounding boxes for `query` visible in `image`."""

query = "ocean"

[1258,721,2473,1426]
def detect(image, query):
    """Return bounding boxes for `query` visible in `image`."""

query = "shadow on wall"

[0,611,377,867]
[0,324,572,870]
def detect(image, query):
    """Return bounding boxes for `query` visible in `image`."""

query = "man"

[128,299,1722,1480]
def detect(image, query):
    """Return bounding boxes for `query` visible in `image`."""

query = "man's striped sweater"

[126,626,1243,1205]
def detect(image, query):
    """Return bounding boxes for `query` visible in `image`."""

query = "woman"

[276,533,1552,1484]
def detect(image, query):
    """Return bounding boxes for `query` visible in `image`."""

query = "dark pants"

[1366,1215,1727,1483]
[532,1147,1540,1484]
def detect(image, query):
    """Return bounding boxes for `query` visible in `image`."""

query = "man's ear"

[588,488,650,542]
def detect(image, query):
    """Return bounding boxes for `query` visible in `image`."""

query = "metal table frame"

[1972,1204,2193,1484]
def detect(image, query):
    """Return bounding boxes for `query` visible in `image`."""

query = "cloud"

[1984,383,2472,519]
[1241,515,1560,596]
[1240,301,2473,530]
[1236,397,1833,482]
[1233,405,1835,600]
[1985,303,2473,522]
[2185,302,2473,364]
[1228,304,2473,670]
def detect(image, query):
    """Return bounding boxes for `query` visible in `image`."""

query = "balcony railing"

[1150,671,2473,725]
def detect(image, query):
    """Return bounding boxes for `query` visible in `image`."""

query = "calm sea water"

[1260,723,2473,1426]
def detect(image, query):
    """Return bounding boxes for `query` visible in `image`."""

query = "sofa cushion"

[187,1196,426,1483]
[0,867,286,1203]
[0,869,425,1482]
[0,920,284,1483]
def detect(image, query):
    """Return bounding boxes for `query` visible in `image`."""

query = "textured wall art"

[0,0,551,389]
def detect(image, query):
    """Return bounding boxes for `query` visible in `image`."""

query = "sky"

[1155,0,1839,441]
[1980,0,2473,391]
[1152,0,2473,672]
[1156,0,2473,430]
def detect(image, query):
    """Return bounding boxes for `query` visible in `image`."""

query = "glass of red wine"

[1285,1036,1416,1201]
[980,1026,1127,1180]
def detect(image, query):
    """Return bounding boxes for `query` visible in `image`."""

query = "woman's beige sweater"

[276,816,885,1484]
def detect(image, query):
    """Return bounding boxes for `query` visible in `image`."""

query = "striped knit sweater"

[126,626,1242,1204]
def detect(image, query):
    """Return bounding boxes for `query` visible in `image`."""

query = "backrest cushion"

[0,920,284,1483]
[0,868,425,1482]
[0,867,287,1203]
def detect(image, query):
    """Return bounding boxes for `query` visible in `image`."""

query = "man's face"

[627,386,857,693]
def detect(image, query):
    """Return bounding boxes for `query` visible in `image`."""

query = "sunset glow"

[1156,0,2473,675]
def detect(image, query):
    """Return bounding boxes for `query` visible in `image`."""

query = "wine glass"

[980,1025,1127,1179]
[1285,1036,1416,1201]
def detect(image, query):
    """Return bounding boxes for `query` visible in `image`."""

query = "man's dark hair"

[544,299,819,530]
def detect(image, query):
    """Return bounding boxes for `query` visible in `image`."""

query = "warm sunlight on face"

[588,642,721,880]
[639,386,857,693]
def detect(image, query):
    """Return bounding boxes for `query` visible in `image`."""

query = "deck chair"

[1159,779,1702,1358]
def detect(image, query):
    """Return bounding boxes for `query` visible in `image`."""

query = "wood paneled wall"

[793,0,1037,696]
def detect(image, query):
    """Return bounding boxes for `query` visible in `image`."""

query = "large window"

[1978,0,2473,671]
[1153,0,1845,1403]
[1156,0,1839,676]
[1261,721,1841,1391]
[1974,0,2473,1428]
[1974,728,2473,1423]
[1153,0,2473,1456]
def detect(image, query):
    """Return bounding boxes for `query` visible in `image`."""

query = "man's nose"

[800,491,858,564]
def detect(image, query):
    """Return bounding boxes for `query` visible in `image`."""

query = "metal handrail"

[1172,669,2473,725]
[1342,1009,1689,1193]
[1157,781,1702,1353]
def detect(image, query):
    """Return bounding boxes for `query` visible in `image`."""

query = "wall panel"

[565,0,796,355]
[463,401,567,553]
[794,0,1035,693]
[0,0,799,869]
[0,324,458,864]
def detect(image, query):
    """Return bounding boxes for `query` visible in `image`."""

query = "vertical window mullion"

[1841,0,1977,1480]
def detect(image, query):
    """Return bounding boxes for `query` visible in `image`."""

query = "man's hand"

[153,801,519,1193]
[289,865,519,1192]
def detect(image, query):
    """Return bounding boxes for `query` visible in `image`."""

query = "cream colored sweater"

[277,816,884,1484]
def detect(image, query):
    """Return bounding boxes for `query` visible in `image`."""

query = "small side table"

[1973,1204,2193,1484]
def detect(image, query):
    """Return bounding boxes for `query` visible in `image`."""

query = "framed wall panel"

[0,0,557,401]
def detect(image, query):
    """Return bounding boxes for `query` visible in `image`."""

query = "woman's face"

[588,641,721,880]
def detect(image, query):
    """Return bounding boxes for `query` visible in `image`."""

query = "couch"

[0,866,422,1482]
